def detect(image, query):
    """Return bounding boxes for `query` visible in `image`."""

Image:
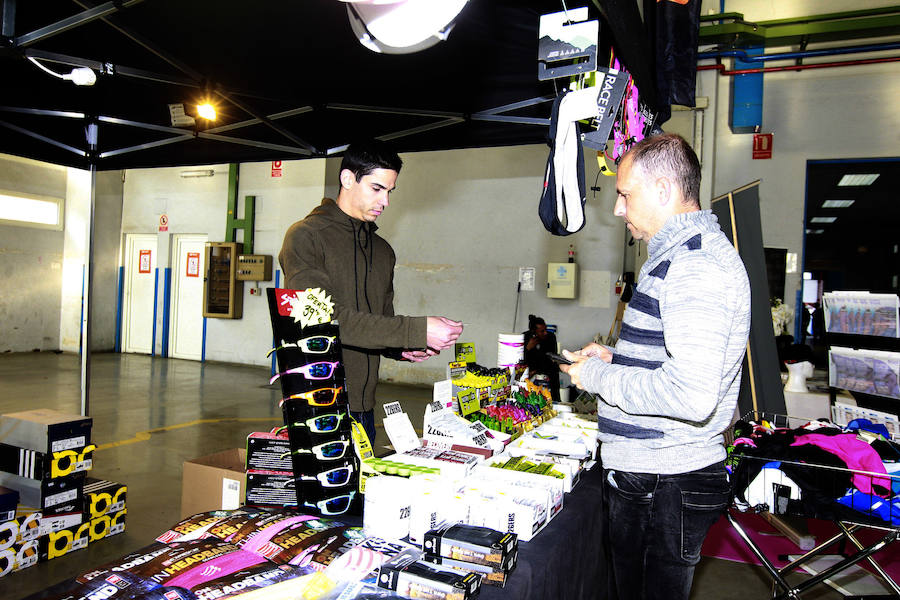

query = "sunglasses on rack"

[279,386,344,408]
[266,336,337,358]
[302,491,356,516]
[281,438,349,461]
[269,361,340,384]
[294,464,354,488]
[277,412,347,434]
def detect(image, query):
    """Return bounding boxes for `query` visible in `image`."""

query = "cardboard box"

[0,409,92,454]
[180,449,246,519]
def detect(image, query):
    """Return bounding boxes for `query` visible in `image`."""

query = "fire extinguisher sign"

[752,134,773,160]
[271,161,283,178]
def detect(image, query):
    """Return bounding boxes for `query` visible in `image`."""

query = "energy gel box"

[423,523,517,572]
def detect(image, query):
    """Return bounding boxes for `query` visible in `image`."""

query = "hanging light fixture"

[27,57,96,86]
[343,0,470,54]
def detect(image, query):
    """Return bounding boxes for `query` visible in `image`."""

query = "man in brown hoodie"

[279,140,463,446]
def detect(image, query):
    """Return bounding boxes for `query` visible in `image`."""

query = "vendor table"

[22,465,607,600]
[481,463,606,600]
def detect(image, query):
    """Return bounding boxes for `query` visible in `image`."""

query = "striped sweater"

[581,210,751,474]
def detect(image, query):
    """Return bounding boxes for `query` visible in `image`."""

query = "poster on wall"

[139,249,151,274]
[186,252,200,277]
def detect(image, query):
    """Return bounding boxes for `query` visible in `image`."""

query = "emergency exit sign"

[752,133,773,159]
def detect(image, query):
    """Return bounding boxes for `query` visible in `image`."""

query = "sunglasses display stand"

[266,288,360,518]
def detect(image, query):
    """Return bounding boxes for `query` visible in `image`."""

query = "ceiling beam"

[16,0,144,47]
[0,119,87,156]
[71,0,316,154]
[1,0,15,39]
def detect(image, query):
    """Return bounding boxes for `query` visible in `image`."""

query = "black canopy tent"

[0,0,663,414]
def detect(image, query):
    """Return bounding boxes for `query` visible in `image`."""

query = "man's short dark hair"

[625,133,701,206]
[340,139,403,182]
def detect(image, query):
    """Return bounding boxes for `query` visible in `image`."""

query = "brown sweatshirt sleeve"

[278,222,427,350]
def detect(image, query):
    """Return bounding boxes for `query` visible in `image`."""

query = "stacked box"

[0,509,41,577]
[0,410,93,525]
[83,478,127,543]
[0,409,124,568]
[422,523,518,588]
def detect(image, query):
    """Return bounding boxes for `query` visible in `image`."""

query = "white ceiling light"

[344,0,469,54]
[821,199,855,208]
[28,57,96,86]
[805,229,825,234]
[810,216,837,224]
[838,173,879,186]
[180,169,215,178]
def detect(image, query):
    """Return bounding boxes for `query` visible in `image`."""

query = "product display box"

[181,448,246,519]
[0,486,18,521]
[0,539,39,577]
[246,432,292,472]
[88,508,126,542]
[378,552,482,600]
[460,482,548,542]
[83,478,126,520]
[471,465,564,520]
[39,520,91,561]
[0,409,92,455]
[386,446,484,480]
[423,523,518,572]
[423,553,514,587]
[244,470,297,507]
[0,441,95,481]
[0,471,85,516]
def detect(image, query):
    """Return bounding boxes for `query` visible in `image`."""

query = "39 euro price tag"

[286,287,334,328]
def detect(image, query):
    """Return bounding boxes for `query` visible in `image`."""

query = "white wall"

[0,155,68,352]
[700,0,900,333]
[376,145,623,384]
[122,160,328,364]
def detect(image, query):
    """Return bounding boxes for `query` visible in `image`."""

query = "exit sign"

[752,133,773,159]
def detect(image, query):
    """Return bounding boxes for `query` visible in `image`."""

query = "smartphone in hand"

[547,352,573,365]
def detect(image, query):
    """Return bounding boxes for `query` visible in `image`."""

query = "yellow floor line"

[96,417,281,451]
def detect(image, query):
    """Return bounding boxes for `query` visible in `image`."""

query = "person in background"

[279,139,463,446]
[523,314,561,403]
[560,134,751,600]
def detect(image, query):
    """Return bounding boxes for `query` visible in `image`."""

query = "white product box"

[469,466,564,521]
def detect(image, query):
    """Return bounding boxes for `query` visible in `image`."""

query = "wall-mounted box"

[547,263,577,299]
[203,242,243,319]
[236,254,273,281]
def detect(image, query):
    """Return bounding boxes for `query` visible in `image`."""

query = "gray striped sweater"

[581,210,751,474]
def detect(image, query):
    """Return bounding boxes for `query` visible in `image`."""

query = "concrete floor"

[0,352,845,599]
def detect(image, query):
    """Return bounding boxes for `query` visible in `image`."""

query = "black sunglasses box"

[246,432,292,472]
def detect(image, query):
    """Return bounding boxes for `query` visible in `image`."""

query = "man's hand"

[426,317,463,351]
[559,344,612,390]
[401,349,437,362]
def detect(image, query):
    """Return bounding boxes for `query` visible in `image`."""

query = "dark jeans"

[351,409,376,449]
[603,462,731,600]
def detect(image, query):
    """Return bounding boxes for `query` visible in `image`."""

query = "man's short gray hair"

[625,134,701,206]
